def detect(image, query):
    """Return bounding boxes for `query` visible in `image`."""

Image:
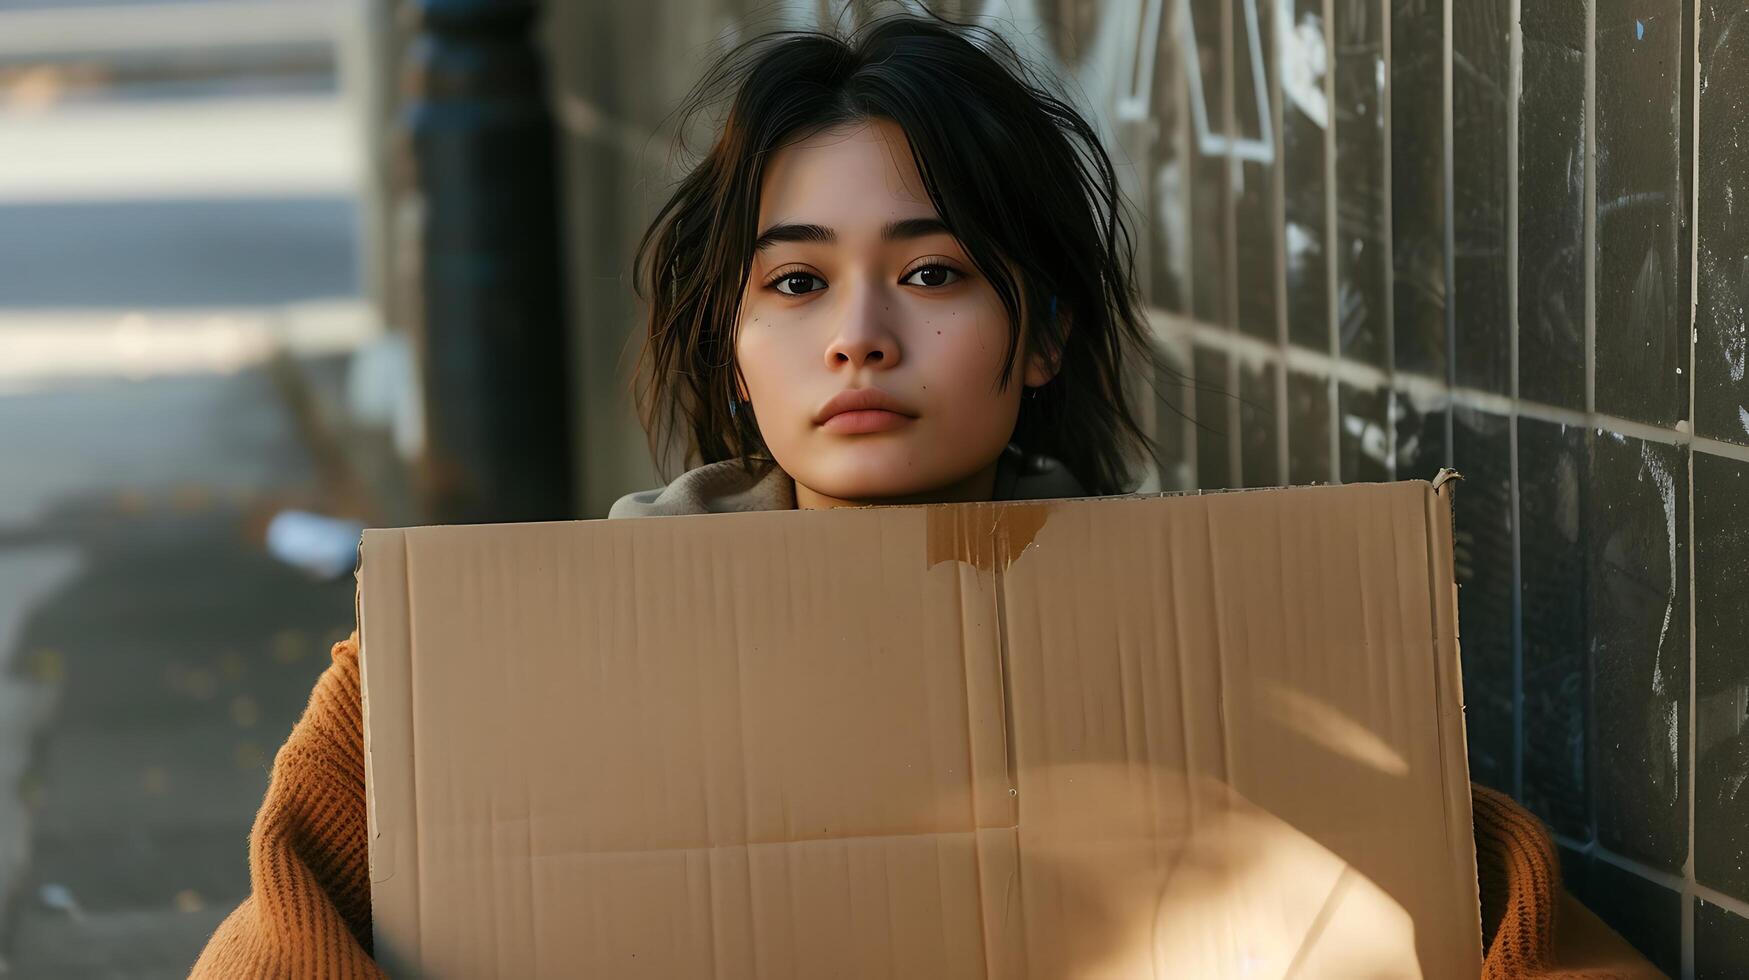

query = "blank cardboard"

[360,481,1480,978]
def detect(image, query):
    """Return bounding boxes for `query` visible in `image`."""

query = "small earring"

[1047,294,1058,319]
[729,396,738,419]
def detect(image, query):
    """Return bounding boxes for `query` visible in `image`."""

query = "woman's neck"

[793,459,1001,510]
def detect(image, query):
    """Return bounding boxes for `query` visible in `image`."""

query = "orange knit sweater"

[191,635,1664,979]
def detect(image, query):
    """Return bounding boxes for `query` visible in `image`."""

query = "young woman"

[193,12,1651,978]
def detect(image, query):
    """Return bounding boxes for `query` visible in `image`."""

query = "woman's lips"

[812,387,919,433]
[820,409,913,434]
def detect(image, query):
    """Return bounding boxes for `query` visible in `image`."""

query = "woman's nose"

[823,289,901,370]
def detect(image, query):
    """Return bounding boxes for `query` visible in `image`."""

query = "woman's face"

[735,118,1055,508]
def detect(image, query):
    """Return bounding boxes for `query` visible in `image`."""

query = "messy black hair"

[632,7,1157,496]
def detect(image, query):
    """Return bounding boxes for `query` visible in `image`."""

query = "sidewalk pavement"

[0,70,408,976]
[0,363,384,978]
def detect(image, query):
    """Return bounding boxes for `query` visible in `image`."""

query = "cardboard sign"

[359,481,1480,978]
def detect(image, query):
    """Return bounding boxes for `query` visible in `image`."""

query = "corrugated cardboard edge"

[357,527,421,976]
[358,485,1485,974]
[1424,476,1484,949]
[924,498,1055,574]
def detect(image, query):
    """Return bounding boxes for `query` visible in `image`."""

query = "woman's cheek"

[739,324,813,439]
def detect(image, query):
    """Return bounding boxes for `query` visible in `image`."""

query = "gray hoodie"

[609,445,1087,518]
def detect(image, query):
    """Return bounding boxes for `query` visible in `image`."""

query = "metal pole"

[399,0,572,523]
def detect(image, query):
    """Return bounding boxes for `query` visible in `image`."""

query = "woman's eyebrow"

[752,216,951,252]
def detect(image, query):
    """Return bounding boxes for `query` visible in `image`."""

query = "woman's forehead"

[756,119,936,231]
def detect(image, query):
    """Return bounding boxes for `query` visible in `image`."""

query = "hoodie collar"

[607,446,1087,519]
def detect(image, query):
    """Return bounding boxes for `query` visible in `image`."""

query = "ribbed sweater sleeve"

[190,633,384,979]
[1475,784,1666,979]
[190,635,1660,978]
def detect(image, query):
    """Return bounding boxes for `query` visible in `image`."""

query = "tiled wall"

[1134,1,1749,974]
[547,1,1749,973]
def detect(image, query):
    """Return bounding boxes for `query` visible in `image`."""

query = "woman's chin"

[793,456,996,506]
[798,472,939,505]
[775,430,1005,506]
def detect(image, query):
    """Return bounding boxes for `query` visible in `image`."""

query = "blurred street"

[0,4,391,975]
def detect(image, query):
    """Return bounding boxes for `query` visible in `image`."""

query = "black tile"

[1192,345,1234,489]
[1146,1,1191,315]
[1695,452,1749,900]
[1518,419,1589,837]
[1237,360,1280,487]
[1451,409,1514,793]
[1518,3,1587,409]
[1282,1,1331,352]
[1561,847,1684,977]
[1394,389,1447,481]
[1334,0,1389,367]
[1286,371,1332,484]
[1452,0,1513,394]
[1590,433,1688,873]
[1188,0,1231,326]
[1677,0,1696,423]
[1694,1,1749,445]
[1150,343,1194,492]
[1390,0,1446,378]
[1336,382,1390,483]
[1697,897,1749,979]
[1233,0,1278,342]
[1594,0,1688,427]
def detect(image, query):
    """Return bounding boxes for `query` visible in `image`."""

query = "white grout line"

[1552,835,1749,934]
[1694,881,1749,925]
[1508,0,1526,803]
[1687,433,1748,462]
[1381,0,1397,482]
[1272,0,1291,486]
[1683,1,1704,973]
[1323,0,1340,483]
[1441,0,1457,469]
[1223,0,1244,485]
[1555,831,1688,890]
[1583,0,1597,416]
[1179,12,1201,494]
[1147,309,1749,467]
[1174,12,1201,495]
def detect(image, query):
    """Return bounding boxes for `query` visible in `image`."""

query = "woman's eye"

[772,272,825,296]
[903,264,962,288]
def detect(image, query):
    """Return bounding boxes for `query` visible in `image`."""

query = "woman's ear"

[1022,309,1068,388]
[1022,349,1059,389]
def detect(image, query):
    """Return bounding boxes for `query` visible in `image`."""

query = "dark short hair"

[631,9,1157,496]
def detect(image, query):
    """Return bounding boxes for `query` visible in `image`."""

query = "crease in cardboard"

[1427,478,1483,945]
[1199,500,1236,794]
[986,548,1020,971]
[949,560,998,975]
[934,501,1046,974]
[361,486,1483,978]
[1416,485,1455,858]
[358,529,427,973]
[401,533,424,961]
[354,544,372,848]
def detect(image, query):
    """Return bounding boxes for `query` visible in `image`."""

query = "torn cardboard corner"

[359,480,1480,979]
